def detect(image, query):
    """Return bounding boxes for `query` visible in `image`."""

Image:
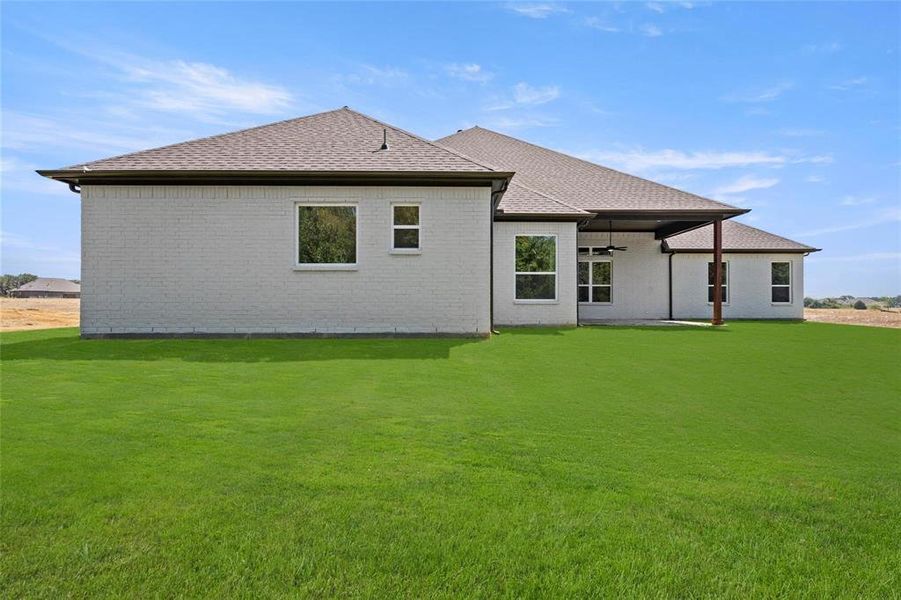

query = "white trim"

[514,233,558,303]
[295,201,359,270]
[577,248,613,305]
[390,202,421,253]
[770,260,793,304]
[706,260,730,305]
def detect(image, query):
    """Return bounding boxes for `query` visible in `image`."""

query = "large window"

[771,261,792,303]
[707,261,729,303]
[515,235,557,301]
[578,247,612,303]
[297,204,357,268]
[391,204,420,251]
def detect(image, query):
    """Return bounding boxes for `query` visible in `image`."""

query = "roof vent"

[379,128,389,151]
[457,129,463,133]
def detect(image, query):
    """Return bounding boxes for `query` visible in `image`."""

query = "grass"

[2,323,899,598]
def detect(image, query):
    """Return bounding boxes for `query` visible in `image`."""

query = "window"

[392,204,420,251]
[296,204,357,268]
[707,261,728,303]
[515,235,557,301]
[771,261,792,303]
[578,249,612,303]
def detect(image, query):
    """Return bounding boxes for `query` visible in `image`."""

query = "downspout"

[68,184,81,194]
[489,180,508,335]
[667,250,675,320]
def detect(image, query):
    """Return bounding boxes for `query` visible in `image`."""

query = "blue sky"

[2,1,898,296]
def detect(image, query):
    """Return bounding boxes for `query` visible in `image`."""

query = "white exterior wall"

[576,232,670,320]
[672,253,805,319]
[80,185,492,335]
[492,221,578,326]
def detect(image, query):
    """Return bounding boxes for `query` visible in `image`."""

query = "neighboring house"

[38,107,819,337]
[10,278,81,298]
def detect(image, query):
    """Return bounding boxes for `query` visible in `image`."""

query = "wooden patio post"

[712,218,724,325]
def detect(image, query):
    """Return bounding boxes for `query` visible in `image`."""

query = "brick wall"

[80,185,492,335]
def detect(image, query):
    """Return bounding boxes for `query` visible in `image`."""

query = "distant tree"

[853,300,867,310]
[804,297,816,308]
[0,273,38,296]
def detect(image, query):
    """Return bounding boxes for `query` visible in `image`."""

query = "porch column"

[712,218,724,325]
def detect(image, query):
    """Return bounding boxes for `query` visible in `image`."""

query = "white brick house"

[38,108,819,337]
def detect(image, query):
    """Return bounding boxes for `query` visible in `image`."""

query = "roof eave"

[664,247,821,254]
[36,169,515,187]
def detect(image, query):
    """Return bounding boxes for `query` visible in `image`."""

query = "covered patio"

[575,209,747,325]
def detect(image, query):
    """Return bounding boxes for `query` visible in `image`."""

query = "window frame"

[770,260,793,304]
[294,201,359,271]
[390,202,422,254]
[514,234,558,303]
[706,260,730,305]
[577,247,612,305]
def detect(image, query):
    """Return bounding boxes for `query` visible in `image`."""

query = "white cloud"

[483,115,559,130]
[337,64,409,86]
[646,2,666,13]
[640,23,663,37]
[578,148,789,172]
[584,17,619,32]
[722,81,794,103]
[576,147,832,172]
[793,208,901,237]
[806,175,825,183]
[512,82,560,105]
[829,76,868,91]
[803,42,842,54]
[0,230,81,276]
[505,3,570,18]
[122,59,293,116]
[713,175,780,196]
[840,195,877,206]
[808,252,901,263]
[445,63,494,83]
[0,156,73,197]
[776,128,826,137]
[1,110,186,154]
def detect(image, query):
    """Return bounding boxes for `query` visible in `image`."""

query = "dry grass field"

[0,298,80,332]
[805,307,901,329]
[3,299,901,332]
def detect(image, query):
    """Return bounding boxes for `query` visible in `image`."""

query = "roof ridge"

[344,108,501,173]
[507,180,590,215]
[447,126,744,212]
[68,107,354,170]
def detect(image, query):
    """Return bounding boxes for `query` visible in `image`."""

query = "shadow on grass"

[0,334,484,363]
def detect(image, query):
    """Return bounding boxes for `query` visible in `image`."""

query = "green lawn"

[2,323,899,598]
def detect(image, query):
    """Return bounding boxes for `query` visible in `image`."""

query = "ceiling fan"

[602,220,628,252]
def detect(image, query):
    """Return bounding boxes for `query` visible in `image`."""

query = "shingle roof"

[499,182,592,217]
[663,220,820,253]
[436,127,743,213]
[13,278,81,293]
[62,108,498,174]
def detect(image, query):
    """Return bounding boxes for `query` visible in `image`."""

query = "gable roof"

[38,108,510,184]
[663,220,820,253]
[12,278,81,293]
[437,126,745,215]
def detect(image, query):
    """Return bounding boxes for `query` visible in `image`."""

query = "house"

[37,107,819,337]
[10,278,81,298]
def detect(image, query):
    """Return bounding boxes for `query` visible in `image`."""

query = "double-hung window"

[515,235,557,301]
[391,204,421,251]
[577,247,612,303]
[296,203,357,269]
[707,261,728,303]
[771,261,792,303]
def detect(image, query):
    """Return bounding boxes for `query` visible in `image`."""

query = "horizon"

[2,1,898,296]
